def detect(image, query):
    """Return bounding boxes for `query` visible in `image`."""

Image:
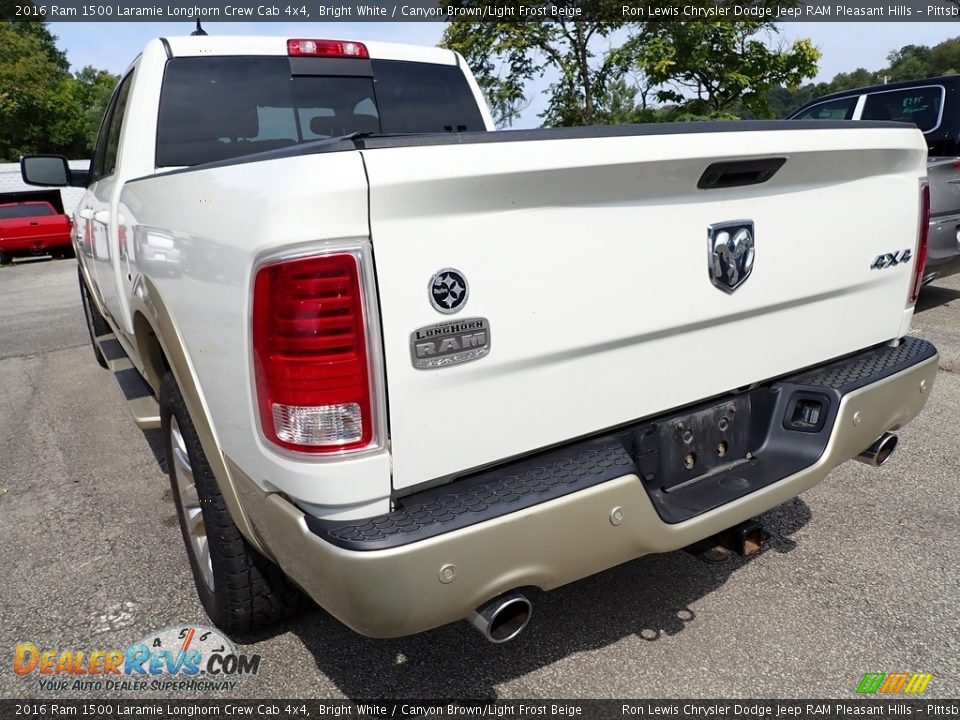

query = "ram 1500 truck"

[23,35,938,643]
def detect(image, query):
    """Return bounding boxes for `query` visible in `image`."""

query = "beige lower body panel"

[231,353,938,638]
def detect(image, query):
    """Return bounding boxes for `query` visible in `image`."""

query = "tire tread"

[160,372,305,634]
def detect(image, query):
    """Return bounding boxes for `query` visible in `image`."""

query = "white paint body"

[76,36,928,519]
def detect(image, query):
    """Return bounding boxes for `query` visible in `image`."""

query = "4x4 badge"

[429,268,469,314]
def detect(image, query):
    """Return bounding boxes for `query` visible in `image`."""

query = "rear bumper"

[230,339,938,638]
[0,234,71,254]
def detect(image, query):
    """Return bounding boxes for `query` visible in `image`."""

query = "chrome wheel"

[170,417,214,591]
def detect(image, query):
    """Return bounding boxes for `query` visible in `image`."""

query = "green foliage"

[618,19,820,118]
[442,6,626,127]
[444,9,960,128]
[928,38,960,76]
[71,66,120,151]
[0,21,117,161]
[443,12,819,127]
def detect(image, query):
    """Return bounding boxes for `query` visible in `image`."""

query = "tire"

[160,372,305,633]
[0,250,11,266]
[78,266,109,369]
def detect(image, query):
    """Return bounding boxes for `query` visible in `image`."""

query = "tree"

[11,18,69,71]
[441,4,629,127]
[886,44,933,82]
[0,22,75,160]
[443,7,819,127]
[71,66,120,151]
[621,20,820,118]
[929,38,960,76]
[0,20,117,160]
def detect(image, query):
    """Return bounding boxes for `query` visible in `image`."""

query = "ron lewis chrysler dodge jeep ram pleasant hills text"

[22,35,938,642]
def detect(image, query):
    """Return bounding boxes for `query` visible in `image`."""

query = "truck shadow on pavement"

[268,497,811,698]
[916,283,960,313]
[141,429,168,472]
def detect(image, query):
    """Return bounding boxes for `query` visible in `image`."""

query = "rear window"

[0,203,55,219]
[861,86,943,132]
[792,96,858,121]
[156,56,486,167]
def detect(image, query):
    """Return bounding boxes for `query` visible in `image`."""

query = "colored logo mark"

[857,672,933,694]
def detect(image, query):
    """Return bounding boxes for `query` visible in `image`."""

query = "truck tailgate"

[363,126,926,491]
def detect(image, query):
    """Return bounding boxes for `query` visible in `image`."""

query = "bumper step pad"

[306,441,636,551]
[308,338,936,551]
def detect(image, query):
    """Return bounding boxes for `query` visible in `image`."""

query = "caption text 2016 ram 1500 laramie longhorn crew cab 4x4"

[23,36,938,643]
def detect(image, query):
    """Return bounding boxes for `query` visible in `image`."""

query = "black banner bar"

[7,0,960,22]
[2,699,960,720]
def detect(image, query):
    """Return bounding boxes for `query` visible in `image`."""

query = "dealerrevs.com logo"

[14,625,261,692]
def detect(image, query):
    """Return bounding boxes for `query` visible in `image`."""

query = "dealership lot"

[1,258,958,700]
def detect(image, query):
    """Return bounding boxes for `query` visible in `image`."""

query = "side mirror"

[20,155,88,188]
[21,155,70,186]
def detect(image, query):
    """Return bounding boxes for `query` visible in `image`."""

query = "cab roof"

[160,35,459,66]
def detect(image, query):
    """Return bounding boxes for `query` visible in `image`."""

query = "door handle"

[93,210,110,226]
[78,208,94,220]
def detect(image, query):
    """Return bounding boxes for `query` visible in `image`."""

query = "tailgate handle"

[698,157,786,190]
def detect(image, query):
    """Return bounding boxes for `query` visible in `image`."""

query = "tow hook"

[684,518,770,562]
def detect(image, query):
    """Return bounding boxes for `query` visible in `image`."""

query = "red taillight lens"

[287,39,369,59]
[252,253,372,453]
[909,182,930,305]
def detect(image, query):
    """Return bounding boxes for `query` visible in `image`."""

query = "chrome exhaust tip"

[468,592,532,643]
[856,432,899,467]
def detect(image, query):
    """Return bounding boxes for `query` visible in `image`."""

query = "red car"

[0,200,73,265]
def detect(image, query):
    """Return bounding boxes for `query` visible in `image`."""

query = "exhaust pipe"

[468,591,532,643]
[856,432,899,467]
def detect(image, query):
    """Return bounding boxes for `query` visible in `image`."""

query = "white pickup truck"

[24,35,939,643]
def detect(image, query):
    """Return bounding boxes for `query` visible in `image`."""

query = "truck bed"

[120,120,927,502]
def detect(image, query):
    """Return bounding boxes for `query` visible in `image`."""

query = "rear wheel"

[0,250,12,266]
[78,266,109,369]
[160,372,305,633]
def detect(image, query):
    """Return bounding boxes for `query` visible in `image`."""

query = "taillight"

[252,252,373,453]
[909,181,930,305]
[287,39,369,59]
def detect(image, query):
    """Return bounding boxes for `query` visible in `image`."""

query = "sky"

[48,20,960,127]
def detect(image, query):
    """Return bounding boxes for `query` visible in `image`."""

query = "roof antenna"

[191,19,207,36]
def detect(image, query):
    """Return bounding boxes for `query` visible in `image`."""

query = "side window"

[793,96,858,120]
[90,71,134,183]
[862,87,943,132]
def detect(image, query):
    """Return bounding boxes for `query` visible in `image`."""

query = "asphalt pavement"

[1,257,958,700]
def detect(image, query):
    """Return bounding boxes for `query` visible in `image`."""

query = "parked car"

[23,35,937,644]
[790,75,960,284]
[0,194,73,265]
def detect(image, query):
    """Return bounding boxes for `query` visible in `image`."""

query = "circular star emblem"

[429,268,469,314]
